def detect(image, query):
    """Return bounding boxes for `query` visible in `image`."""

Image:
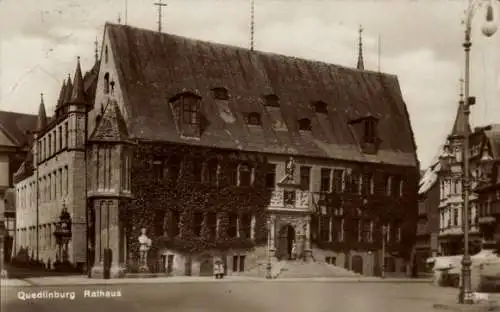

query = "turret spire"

[63,74,73,104]
[56,80,66,109]
[36,93,47,132]
[70,56,86,104]
[356,25,364,70]
[450,77,471,137]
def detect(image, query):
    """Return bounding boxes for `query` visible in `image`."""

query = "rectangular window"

[64,122,69,148]
[170,210,180,237]
[205,160,218,185]
[320,216,330,241]
[240,214,252,239]
[48,174,52,200]
[265,164,276,188]
[182,97,200,125]
[65,166,69,195]
[58,126,63,151]
[153,158,164,181]
[227,214,238,238]
[391,175,401,197]
[192,161,203,182]
[192,212,203,236]
[238,164,252,187]
[167,157,182,182]
[320,168,331,192]
[206,212,217,240]
[299,166,311,190]
[59,168,62,198]
[332,169,344,192]
[227,164,238,186]
[48,134,52,156]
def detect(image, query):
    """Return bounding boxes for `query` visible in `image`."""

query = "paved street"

[0,281,470,312]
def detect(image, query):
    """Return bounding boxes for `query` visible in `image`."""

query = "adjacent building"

[471,124,500,249]
[0,111,37,264]
[13,56,99,271]
[14,22,420,278]
[416,167,440,273]
[437,94,482,256]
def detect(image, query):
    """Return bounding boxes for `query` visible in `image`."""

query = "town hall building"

[14,22,420,278]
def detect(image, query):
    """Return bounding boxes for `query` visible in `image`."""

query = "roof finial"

[94,37,99,63]
[250,0,255,51]
[356,25,364,70]
[118,13,121,24]
[40,92,44,104]
[154,0,167,32]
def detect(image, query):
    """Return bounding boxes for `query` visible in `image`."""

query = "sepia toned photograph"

[0,0,499,311]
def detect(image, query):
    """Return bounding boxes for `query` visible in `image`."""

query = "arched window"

[211,87,229,100]
[313,100,328,114]
[104,73,110,94]
[298,118,312,131]
[263,94,279,107]
[246,112,261,126]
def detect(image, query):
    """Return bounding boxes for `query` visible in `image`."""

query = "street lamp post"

[266,218,272,279]
[459,0,498,304]
[381,225,386,279]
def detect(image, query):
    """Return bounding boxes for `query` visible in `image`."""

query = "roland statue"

[138,228,152,272]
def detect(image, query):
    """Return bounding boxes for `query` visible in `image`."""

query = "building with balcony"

[437,93,483,256]
[13,56,99,271]
[83,23,419,278]
[0,110,37,264]
[472,124,500,250]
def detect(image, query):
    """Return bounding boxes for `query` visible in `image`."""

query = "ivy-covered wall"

[123,143,273,261]
[313,166,419,260]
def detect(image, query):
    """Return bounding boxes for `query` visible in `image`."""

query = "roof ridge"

[106,23,396,78]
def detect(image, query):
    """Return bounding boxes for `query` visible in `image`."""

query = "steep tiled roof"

[89,99,129,142]
[107,23,418,167]
[0,111,37,147]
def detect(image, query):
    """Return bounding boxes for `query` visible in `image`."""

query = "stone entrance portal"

[277,224,295,260]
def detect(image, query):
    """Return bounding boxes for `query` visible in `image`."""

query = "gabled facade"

[84,23,419,278]
[13,57,99,271]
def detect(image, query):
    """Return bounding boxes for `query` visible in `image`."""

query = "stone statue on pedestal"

[138,228,152,272]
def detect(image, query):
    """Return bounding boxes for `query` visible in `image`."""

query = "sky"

[0,0,499,169]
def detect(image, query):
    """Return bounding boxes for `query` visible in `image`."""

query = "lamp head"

[482,21,498,37]
[482,4,498,37]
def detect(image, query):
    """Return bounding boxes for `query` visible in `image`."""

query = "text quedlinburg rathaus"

[17,289,123,301]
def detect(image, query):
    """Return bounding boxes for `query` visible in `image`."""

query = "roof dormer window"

[263,94,279,107]
[313,100,328,114]
[245,112,262,126]
[364,117,377,144]
[298,118,312,131]
[169,91,203,138]
[211,87,229,100]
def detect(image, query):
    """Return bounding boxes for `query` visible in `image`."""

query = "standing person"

[291,241,297,260]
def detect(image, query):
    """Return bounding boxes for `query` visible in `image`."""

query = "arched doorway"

[352,255,363,274]
[277,224,295,260]
[199,257,213,276]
